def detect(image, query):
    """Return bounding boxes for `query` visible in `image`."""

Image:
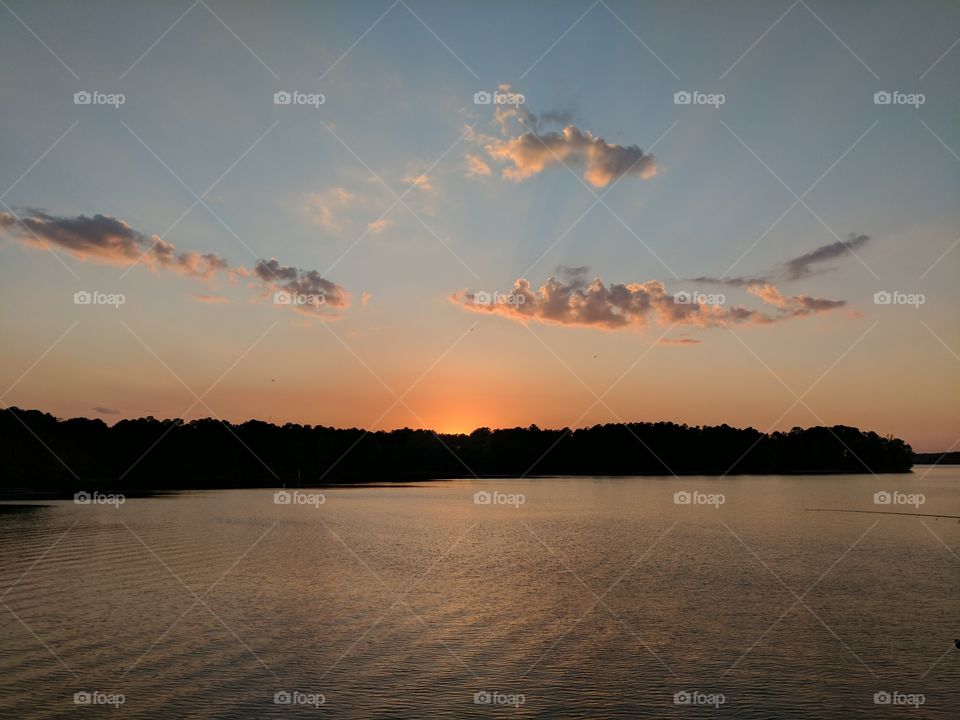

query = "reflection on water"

[0,470,957,718]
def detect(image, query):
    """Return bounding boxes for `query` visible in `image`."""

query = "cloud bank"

[1,209,349,316]
[451,268,846,332]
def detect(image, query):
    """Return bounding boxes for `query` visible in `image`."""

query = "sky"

[0,0,958,451]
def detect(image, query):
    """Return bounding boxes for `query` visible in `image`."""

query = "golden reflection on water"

[0,470,957,718]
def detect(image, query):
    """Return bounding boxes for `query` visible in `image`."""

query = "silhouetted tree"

[0,407,914,497]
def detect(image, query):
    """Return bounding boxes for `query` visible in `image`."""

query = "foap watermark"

[274,290,325,307]
[674,690,726,708]
[673,290,725,305]
[274,490,325,507]
[674,90,725,108]
[273,690,325,708]
[274,91,325,108]
[473,90,525,106]
[473,690,525,708]
[873,290,924,308]
[74,691,125,708]
[873,91,925,108]
[74,290,125,308]
[873,690,925,708]
[474,490,525,508]
[74,491,125,508]
[674,490,725,508]
[874,490,925,508]
[472,290,525,306]
[74,91,125,108]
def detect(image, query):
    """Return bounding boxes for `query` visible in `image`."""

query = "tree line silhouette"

[0,407,914,497]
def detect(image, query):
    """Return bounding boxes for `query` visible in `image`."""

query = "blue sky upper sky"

[1,0,958,450]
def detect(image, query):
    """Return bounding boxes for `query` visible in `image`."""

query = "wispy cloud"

[784,233,870,279]
[465,153,492,177]
[691,233,872,286]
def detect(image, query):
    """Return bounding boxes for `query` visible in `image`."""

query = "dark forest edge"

[0,407,918,498]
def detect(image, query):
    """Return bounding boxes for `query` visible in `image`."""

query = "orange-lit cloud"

[1,209,350,316]
[366,218,391,234]
[485,126,656,188]
[303,187,354,231]
[0,209,230,279]
[451,267,847,333]
[403,173,433,191]
[465,153,492,177]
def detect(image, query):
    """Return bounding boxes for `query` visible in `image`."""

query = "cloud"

[689,275,770,287]
[402,174,433,192]
[0,209,231,279]
[303,187,355,231]
[490,84,572,136]
[92,406,119,415]
[451,268,846,333]
[1,209,350,317]
[745,283,846,315]
[472,85,654,188]
[465,153,492,177]
[253,258,350,314]
[784,233,870,279]
[485,125,656,188]
[688,232,871,287]
[366,218,391,234]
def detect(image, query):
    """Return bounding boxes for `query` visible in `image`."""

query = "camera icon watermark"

[673,690,726,708]
[471,290,524,306]
[273,290,325,307]
[873,490,924,508]
[74,490,125,508]
[73,90,125,108]
[473,490,525,508]
[673,290,725,305]
[873,90,924,108]
[74,290,126,308]
[74,691,125,707]
[674,490,725,508]
[274,90,325,108]
[274,490,325,507]
[273,690,325,707]
[873,290,924,308]
[673,90,725,108]
[873,690,924,708]
[473,690,525,708]
[473,90,524,106]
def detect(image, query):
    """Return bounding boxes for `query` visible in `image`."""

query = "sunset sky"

[1,0,958,451]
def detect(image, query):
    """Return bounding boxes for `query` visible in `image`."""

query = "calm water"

[0,470,957,718]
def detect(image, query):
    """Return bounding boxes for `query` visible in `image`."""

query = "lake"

[1,469,957,718]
